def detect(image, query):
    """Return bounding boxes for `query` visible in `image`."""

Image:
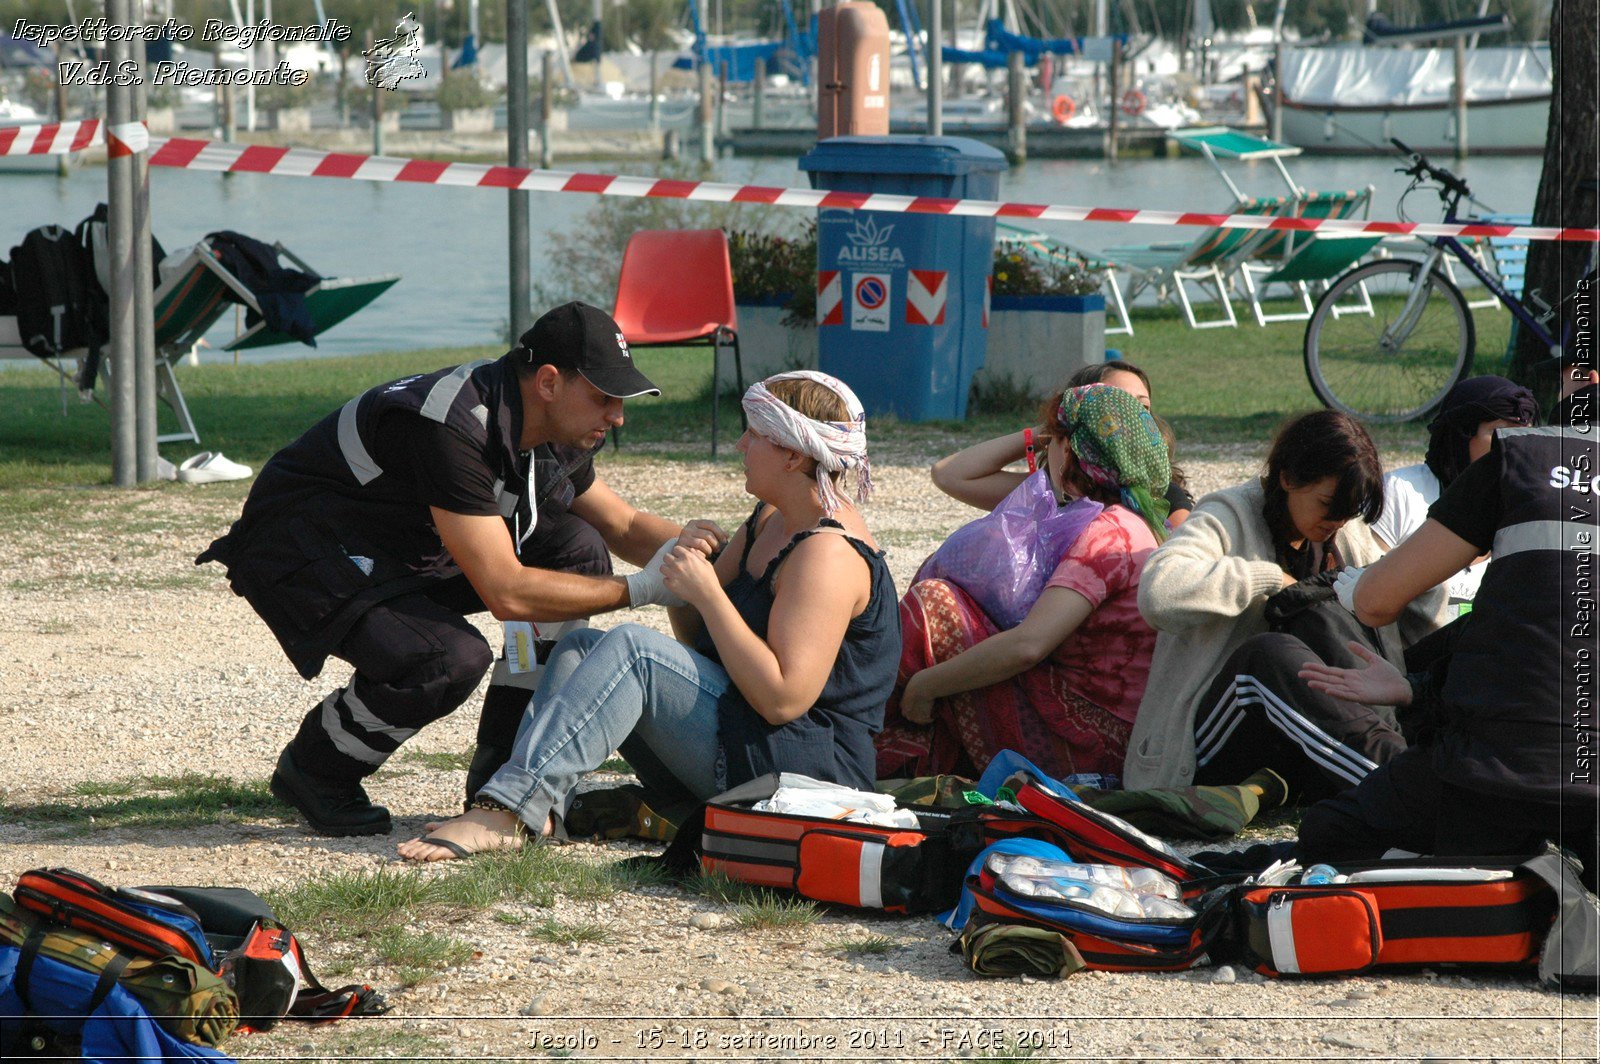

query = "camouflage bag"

[0,895,239,1048]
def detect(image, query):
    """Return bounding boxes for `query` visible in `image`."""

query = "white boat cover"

[1282,45,1550,108]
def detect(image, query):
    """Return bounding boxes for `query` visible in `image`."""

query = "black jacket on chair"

[206,230,319,345]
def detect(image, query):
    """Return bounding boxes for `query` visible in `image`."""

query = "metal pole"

[508,1,532,340]
[131,16,158,483]
[717,60,728,141]
[1107,38,1122,164]
[337,45,349,126]
[1453,36,1468,161]
[1270,41,1283,142]
[699,45,715,163]
[592,0,604,90]
[928,0,943,135]
[372,74,384,154]
[540,50,554,168]
[752,56,765,129]
[1006,50,1025,163]
[649,51,661,131]
[245,0,257,131]
[367,29,384,156]
[217,43,235,143]
[106,0,136,487]
[54,43,70,176]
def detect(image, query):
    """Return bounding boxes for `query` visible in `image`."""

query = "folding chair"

[611,229,745,457]
[0,242,240,444]
[2,238,399,444]
[1098,195,1293,329]
[1064,128,1314,331]
[1235,187,1378,326]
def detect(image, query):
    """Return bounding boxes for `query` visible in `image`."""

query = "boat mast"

[544,0,578,89]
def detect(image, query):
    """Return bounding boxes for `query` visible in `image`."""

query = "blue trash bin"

[800,135,1008,422]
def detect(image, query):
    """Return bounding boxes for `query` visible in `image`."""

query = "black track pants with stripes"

[289,512,612,784]
[1192,632,1407,804]
[288,578,495,782]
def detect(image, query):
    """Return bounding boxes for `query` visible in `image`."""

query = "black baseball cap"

[518,301,660,399]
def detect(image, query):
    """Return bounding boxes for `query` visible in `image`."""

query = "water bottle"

[1303,863,1340,885]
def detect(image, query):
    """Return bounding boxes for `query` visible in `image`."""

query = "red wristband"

[1023,428,1037,473]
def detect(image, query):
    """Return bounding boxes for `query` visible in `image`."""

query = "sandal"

[397,806,526,863]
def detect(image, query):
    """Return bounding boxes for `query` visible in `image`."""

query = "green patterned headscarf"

[1054,383,1171,541]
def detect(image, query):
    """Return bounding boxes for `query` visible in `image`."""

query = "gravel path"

[4,442,1595,1062]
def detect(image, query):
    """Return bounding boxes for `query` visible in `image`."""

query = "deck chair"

[611,229,745,457]
[1,238,398,444]
[1235,186,1378,326]
[1482,212,1532,303]
[0,242,243,444]
[1097,194,1294,329]
[1068,128,1312,331]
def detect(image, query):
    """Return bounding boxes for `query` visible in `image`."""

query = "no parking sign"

[850,273,891,332]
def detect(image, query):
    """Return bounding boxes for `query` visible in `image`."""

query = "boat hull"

[1278,95,1549,155]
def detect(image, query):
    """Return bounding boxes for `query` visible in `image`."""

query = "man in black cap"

[199,302,717,835]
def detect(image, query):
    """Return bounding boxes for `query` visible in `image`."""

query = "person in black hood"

[1369,375,1538,609]
[198,302,724,836]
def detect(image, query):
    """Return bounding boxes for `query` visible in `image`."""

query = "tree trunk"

[1511,0,1599,388]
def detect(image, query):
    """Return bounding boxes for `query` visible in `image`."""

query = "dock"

[724,122,1182,159]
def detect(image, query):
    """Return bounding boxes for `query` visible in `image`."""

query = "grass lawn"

[0,301,1517,492]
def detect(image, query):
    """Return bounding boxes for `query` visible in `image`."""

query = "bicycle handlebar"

[1391,138,1472,201]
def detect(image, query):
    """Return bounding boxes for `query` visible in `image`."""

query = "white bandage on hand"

[624,538,688,608]
[1333,566,1366,615]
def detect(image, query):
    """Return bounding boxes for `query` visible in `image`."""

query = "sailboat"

[1273,10,1551,155]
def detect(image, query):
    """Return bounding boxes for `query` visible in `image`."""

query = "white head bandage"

[740,370,872,517]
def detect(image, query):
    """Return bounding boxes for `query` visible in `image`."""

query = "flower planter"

[976,293,1107,400]
[441,107,495,133]
[717,297,817,393]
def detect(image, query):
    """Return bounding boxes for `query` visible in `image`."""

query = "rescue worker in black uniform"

[198,302,713,835]
[1296,366,1600,887]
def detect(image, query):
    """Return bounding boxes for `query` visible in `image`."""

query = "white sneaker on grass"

[176,452,253,483]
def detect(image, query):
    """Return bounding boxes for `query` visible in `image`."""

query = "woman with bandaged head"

[400,372,899,860]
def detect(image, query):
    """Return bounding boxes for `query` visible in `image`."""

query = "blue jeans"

[476,624,728,831]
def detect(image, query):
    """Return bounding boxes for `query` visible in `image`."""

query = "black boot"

[464,684,534,808]
[270,747,392,837]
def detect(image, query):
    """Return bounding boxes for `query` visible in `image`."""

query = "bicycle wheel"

[1303,259,1476,423]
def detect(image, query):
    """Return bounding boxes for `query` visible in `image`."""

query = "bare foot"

[397,808,523,862]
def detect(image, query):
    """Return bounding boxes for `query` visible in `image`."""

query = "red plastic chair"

[611,229,746,456]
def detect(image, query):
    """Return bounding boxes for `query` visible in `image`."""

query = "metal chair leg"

[731,330,746,431]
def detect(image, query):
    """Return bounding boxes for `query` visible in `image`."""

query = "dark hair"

[1152,413,1188,492]
[1260,411,1383,544]
[510,348,579,384]
[1065,359,1152,399]
[1423,375,1538,488]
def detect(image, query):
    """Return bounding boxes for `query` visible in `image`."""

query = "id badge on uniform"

[504,621,537,674]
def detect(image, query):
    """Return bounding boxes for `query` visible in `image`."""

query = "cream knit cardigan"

[1125,479,1447,790]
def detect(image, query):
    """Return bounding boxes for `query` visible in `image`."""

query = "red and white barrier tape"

[0,119,102,157]
[5,120,1597,244]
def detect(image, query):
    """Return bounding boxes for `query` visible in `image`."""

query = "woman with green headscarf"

[876,384,1172,782]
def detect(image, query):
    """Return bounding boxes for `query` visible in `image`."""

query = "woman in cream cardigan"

[1126,411,1447,799]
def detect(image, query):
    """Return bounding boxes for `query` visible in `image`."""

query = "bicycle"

[1301,138,1588,423]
